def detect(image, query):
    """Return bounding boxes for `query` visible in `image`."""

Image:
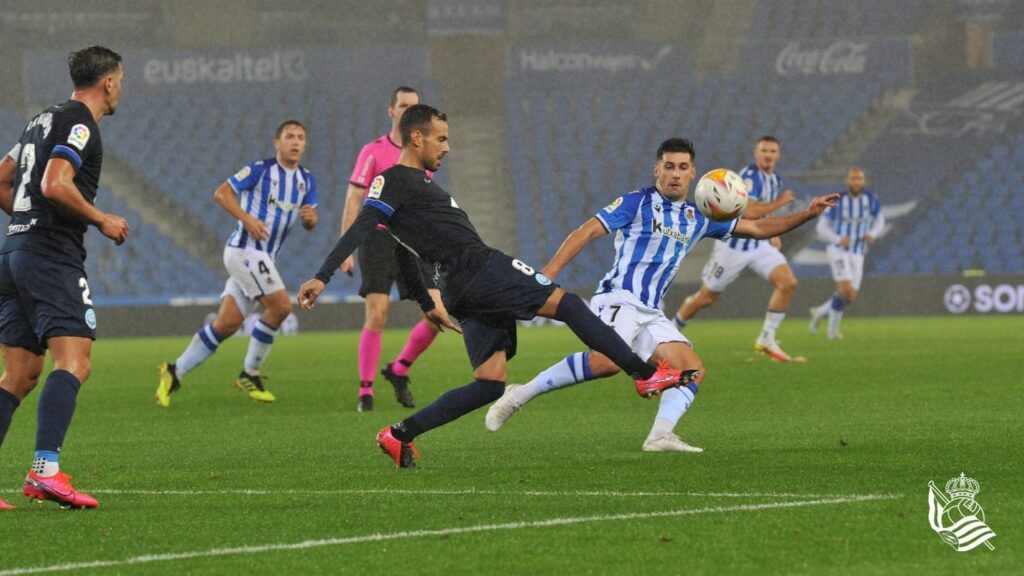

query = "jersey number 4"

[13,143,36,212]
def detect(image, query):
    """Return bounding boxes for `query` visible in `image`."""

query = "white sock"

[828,309,844,335]
[514,352,593,404]
[647,386,696,439]
[761,310,786,340]
[31,455,59,477]
[176,324,227,377]
[814,299,831,318]
[244,319,279,373]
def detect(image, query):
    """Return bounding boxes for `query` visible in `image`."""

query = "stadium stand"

[748,0,925,39]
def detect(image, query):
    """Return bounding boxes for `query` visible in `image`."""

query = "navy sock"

[395,379,505,441]
[35,370,81,454]
[0,387,21,449]
[831,292,848,311]
[553,293,655,380]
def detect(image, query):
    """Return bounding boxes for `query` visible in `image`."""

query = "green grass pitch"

[0,315,1020,574]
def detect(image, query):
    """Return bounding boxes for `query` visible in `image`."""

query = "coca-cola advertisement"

[741,38,910,79]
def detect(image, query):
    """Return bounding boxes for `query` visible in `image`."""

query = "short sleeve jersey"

[1,100,102,266]
[595,187,736,309]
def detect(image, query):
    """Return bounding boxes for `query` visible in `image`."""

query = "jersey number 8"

[512,259,535,276]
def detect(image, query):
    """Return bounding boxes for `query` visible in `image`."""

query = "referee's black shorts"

[358,227,411,299]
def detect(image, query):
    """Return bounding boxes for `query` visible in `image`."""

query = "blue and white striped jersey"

[595,187,737,310]
[817,190,884,255]
[727,163,783,251]
[225,158,317,258]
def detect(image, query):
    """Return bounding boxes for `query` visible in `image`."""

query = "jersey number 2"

[13,143,35,212]
[79,278,93,305]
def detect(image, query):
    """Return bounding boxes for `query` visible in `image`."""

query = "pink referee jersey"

[349,134,431,196]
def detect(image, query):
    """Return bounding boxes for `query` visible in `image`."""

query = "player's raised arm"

[742,188,794,219]
[41,157,128,244]
[733,193,838,240]
[542,217,609,280]
[0,151,16,215]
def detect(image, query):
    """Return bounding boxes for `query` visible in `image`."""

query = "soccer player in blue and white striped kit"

[675,136,799,361]
[809,168,884,339]
[485,138,837,452]
[156,120,318,405]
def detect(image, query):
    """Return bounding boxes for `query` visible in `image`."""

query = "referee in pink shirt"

[339,87,439,412]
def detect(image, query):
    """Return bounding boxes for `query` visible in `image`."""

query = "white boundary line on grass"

[0,494,897,576]
[78,487,895,499]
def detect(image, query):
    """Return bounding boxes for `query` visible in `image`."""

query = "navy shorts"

[0,251,96,355]
[448,251,558,369]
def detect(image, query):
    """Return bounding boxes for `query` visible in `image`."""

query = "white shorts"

[221,246,286,315]
[589,290,690,362]
[701,240,788,293]
[827,246,865,291]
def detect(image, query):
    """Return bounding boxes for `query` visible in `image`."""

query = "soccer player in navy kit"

[0,47,129,510]
[298,105,687,468]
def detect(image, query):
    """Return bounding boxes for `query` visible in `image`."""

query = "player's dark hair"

[390,86,419,108]
[275,120,307,139]
[757,135,780,145]
[656,138,696,161]
[399,104,447,145]
[68,46,122,89]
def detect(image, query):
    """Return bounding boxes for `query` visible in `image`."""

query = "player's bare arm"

[541,217,609,280]
[213,181,268,240]
[743,188,795,219]
[300,205,318,230]
[733,194,838,239]
[0,154,15,215]
[337,183,365,272]
[42,157,128,245]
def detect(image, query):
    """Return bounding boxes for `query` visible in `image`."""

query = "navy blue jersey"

[2,100,102,266]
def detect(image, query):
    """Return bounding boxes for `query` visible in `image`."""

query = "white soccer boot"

[754,333,791,362]
[642,431,704,453]
[808,306,825,334]
[485,384,523,432]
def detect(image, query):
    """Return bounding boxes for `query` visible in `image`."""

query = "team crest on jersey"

[685,207,695,220]
[368,175,385,199]
[298,180,306,191]
[234,166,251,181]
[67,124,90,151]
[604,197,623,212]
[84,309,97,330]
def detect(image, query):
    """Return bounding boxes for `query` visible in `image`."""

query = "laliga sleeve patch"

[604,197,623,212]
[368,175,385,199]
[67,124,90,151]
[85,309,97,330]
[743,178,754,192]
[234,166,251,181]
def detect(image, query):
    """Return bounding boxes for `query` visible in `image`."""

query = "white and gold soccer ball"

[694,169,748,222]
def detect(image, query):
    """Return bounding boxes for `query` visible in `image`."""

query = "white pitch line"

[25,487,894,499]
[0,495,897,576]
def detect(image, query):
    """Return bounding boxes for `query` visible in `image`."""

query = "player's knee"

[700,291,720,306]
[58,357,91,383]
[267,301,292,325]
[778,275,798,293]
[842,287,857,303]
[213,316,242,336]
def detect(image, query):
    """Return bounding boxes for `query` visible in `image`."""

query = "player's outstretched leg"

[674,286,720,330]
[158,294,243,407]
[486,351,599,431]
[541,291,681,397]
[1,346,44,511]
[383,320,439,408]
[809,297,832,334]
[23,337,97,509]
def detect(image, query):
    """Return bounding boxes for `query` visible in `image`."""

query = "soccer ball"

[694,169,748,221]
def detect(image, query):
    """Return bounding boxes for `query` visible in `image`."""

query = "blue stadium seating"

[749,0,925,39]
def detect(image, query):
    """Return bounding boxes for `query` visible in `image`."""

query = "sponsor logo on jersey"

[68,124,90,151]
[234,166,251,182]
[604,197,623,212]
[368,175,385,199]
[652,219,690,244]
